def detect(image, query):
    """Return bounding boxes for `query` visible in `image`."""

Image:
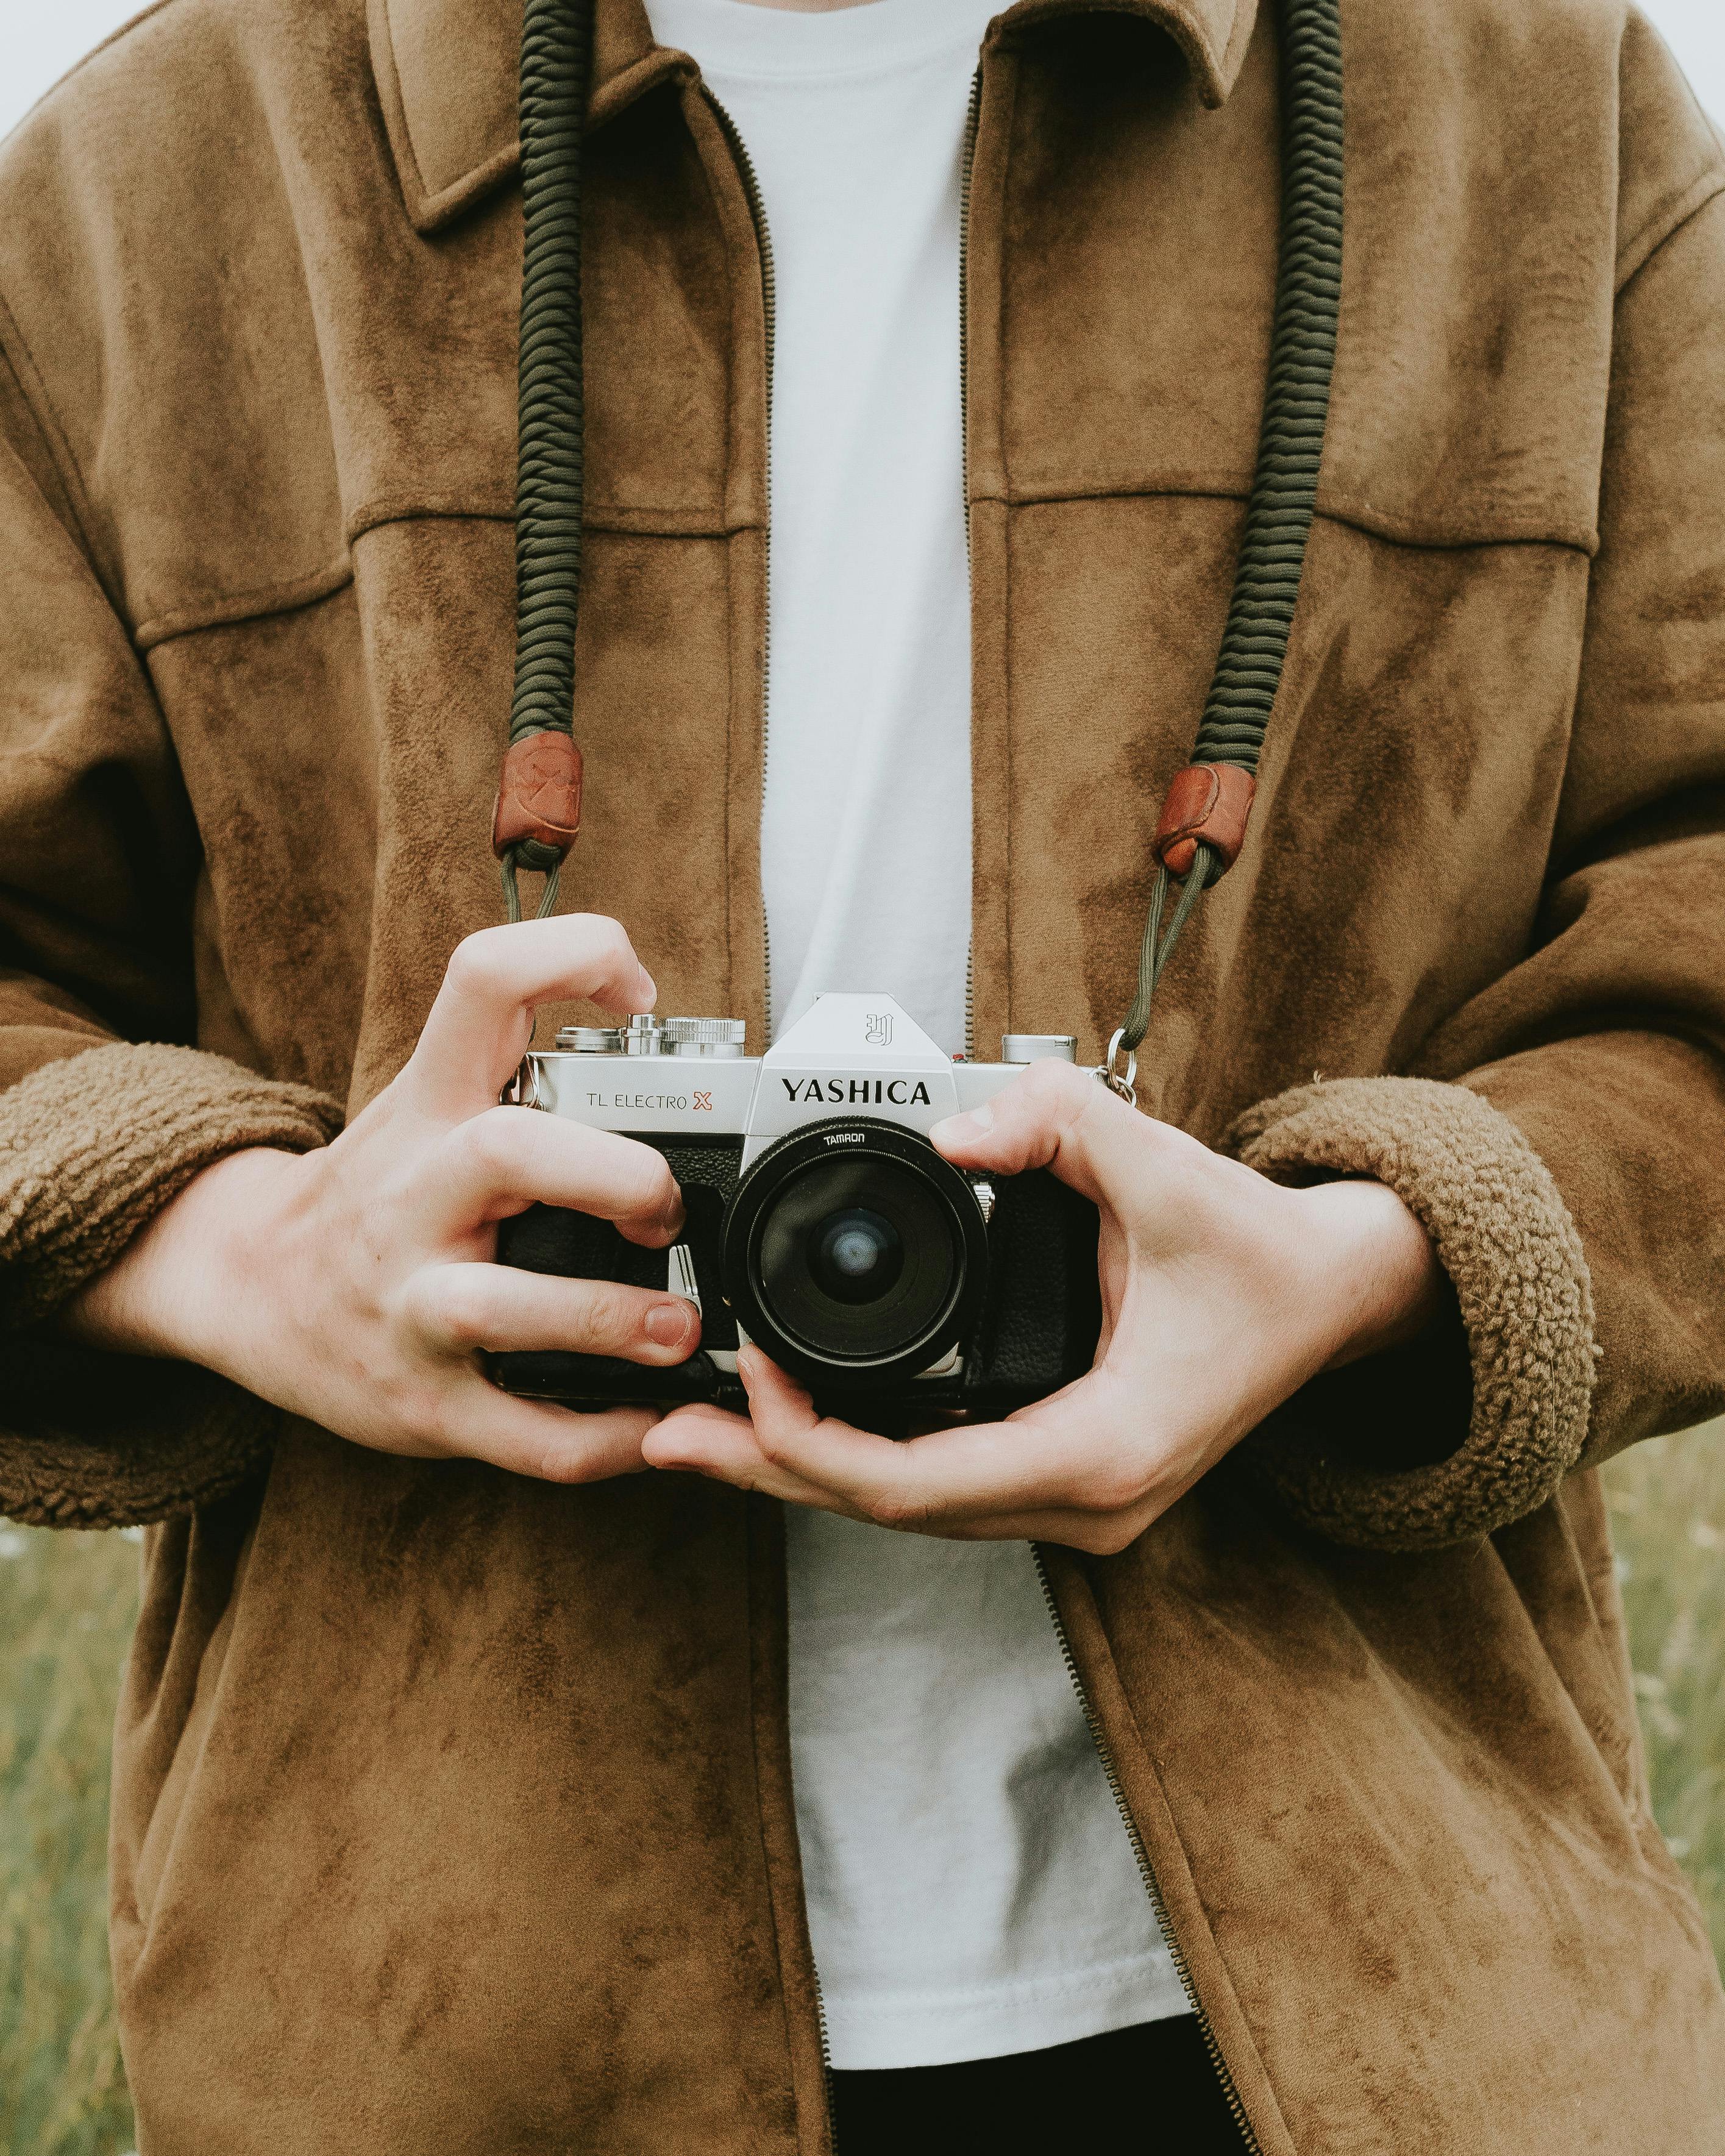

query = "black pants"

[830,2016,1248,2154]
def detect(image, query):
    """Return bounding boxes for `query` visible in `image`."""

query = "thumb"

[928,1058,1135,1204]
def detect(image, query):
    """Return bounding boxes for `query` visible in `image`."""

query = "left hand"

[644,1059,1446,1553]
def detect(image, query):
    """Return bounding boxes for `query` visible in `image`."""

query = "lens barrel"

[722,1119,989,1389]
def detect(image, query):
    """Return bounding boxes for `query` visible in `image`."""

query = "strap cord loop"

[1100,0,1345,1089]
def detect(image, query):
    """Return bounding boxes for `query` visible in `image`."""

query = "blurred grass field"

[2,1428,1722,2155]
[0,1521,140,2156]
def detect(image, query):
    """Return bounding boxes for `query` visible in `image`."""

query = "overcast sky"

[2,0,1723,141]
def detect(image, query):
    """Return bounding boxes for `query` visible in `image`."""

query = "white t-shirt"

[644,0,1189,2072]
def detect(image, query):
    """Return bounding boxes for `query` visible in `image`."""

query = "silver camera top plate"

[514,991,1068,1158]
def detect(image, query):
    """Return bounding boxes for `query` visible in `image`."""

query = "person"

[1,0,1722,2147]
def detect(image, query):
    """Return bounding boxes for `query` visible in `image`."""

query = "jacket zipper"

[704,91,780,1045]
[956,91,1253,2143]
[959,68,981,574]
[960,69,981,1059]
[1031,1547,1263,2155]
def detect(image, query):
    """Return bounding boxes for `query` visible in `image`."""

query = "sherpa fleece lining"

[0,1043,343,1529]
[1226,1076,1597,1551]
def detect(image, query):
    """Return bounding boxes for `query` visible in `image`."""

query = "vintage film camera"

[491,994,1101,1428]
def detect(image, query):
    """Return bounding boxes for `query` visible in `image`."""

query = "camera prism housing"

[491,994,1101,1430]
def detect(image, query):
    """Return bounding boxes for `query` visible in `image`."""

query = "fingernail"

[639,970,658,1007]
[646,1301,695,1347]
[931,1101,993,1147]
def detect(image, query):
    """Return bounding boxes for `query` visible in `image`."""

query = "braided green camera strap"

[1104,0,1345,1098]
[498,0,1346,1070]
[498,0,597,923]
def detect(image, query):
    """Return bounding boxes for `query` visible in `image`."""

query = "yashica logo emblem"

[866,1012,894,1047]
[781,1076,931,1106]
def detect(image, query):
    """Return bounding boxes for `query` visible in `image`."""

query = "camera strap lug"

[1097,1030,1138,1108]
[502,1056,544,1109]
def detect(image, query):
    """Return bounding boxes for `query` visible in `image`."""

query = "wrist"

[1298,1178,1448,1372]
[60,1147,305,1367]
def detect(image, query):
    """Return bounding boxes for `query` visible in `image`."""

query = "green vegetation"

[0,1523,138,2156]
[1604,1425,1725,1963]
[1,1425,1722,2154]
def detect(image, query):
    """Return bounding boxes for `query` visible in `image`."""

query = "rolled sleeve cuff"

[1223,1075,1597,1551]
[0,1042,343,1528]
[1,1041,342,1329]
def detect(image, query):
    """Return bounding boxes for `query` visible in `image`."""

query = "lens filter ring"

[722,1118,989,1390]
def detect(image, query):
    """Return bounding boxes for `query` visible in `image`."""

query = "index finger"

[408,916,657,1120]
[417,1107,685,1246]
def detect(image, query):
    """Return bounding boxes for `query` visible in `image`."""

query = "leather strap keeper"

[1153,763,1256,878]
[492,732,584,859]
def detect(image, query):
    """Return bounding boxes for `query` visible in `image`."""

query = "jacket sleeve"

[0,346,341,1529]
[1222,165,1725,1553]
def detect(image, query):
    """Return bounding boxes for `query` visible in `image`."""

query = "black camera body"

[491,995,1100,1431]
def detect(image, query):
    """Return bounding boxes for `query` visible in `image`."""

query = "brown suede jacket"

[2,0,1724,2147]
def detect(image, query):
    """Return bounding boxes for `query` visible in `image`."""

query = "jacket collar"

[369,0,1258,235]
[368,0,688,233]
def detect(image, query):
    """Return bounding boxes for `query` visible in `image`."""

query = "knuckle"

[1023,1057,1090,1112]
[407,1268,483,1350]
[559,1123,673,1213]
[459,1107,526,1181]
[444,927,507,995]
[637,1154,680,1217]
[587,915,634,969]
[523,1408,647,1485]
[1078,1462,1147,1515]
[1002,1058,1097,1155]
[1033,1054,1082,1098]
[754,1421,802,1470]
[559,913,635,987]
[611,1131,667,1191]
[575,1279,638,1346]
[389,1382,458,1454]
[613,1146,680,1228]
[862,1487,936,1532]
[1070,1517,1139,1557]
[372,1149,426,1221]
[528,1439,602,1487]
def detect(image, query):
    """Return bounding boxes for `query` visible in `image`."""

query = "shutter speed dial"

[557,1014,747,1057]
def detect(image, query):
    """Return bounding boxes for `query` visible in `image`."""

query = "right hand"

[62,917,701,1484]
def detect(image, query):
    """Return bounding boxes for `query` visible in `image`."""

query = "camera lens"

[756,1157,956,1361]
[811,1207,905,1304]
[724,1120,989,1387]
